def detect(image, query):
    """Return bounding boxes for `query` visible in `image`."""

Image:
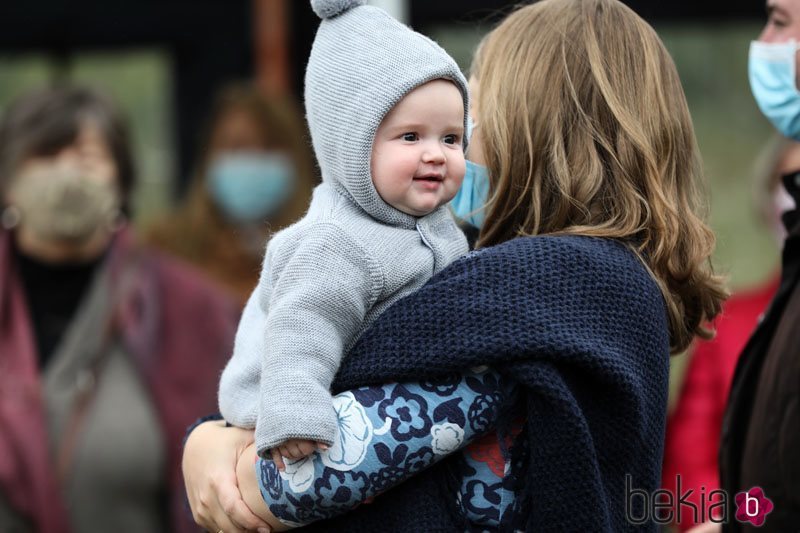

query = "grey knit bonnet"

[306,0,470,228]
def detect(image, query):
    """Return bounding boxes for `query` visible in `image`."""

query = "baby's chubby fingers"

[270,448,286,471]
[296,440,317,456]
[281,439,312,459]
[285,441,305,459]
[279,443,296,459]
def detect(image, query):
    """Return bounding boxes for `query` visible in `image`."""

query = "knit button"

[416,223,433,250]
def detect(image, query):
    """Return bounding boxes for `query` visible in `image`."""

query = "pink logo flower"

[734,487,774,527]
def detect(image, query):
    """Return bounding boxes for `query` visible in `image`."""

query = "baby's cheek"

[453,151,467,175]
[450,159,467,188]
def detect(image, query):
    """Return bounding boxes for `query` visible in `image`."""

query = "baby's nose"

[421,143,446,164]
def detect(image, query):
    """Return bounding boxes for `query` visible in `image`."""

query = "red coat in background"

[0,228,238,533]
[661,275,779,530]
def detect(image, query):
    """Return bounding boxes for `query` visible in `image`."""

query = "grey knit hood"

[305,0,470,229]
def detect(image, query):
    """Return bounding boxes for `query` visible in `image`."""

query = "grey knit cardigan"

[218,1,470,456]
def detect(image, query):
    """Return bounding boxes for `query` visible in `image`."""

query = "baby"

[218,0,470,468]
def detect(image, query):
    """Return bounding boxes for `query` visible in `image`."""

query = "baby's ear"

[310,0,367,20]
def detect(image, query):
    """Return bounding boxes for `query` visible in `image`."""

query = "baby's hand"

[270,439,329,471]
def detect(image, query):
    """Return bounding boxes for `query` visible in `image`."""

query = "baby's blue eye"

[402,132,418,142]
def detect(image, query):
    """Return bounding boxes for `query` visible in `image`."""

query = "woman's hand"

[237,443,289,531]
[182,420,271,533]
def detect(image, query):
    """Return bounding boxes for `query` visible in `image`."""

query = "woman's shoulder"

[462,235,663,312]
[472,234,643,273]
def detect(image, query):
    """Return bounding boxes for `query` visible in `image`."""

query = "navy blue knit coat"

[303,235,670,532]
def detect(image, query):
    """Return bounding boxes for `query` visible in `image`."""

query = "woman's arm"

[237,368,508,529]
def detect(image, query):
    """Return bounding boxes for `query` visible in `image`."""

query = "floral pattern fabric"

[256,367,517,528]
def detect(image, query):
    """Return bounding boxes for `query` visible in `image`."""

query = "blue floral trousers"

[256,367,518,529]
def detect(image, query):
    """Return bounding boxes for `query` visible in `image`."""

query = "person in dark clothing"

[713,1,800,531]
[662,136,800,531]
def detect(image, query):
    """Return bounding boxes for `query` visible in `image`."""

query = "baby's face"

[371,79,466,217]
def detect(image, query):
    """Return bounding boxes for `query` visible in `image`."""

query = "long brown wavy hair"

[472,0,728,353]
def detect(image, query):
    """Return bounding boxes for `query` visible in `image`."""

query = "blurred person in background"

[711,0,800,529]
[145,83,316,307]
[0,86,237,533]
[663,135,800,531]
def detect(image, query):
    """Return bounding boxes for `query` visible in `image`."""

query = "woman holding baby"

[183,0,727,531]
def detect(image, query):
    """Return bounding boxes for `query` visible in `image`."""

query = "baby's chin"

[376,183,459,217]
[393,198,454,218]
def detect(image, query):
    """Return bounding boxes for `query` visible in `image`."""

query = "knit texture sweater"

[300,235,670,532]
[218,182,467,455]
[219,0,471,457]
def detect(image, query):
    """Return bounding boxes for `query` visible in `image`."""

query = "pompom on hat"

[310,0,367,19]
[305,0,470,228]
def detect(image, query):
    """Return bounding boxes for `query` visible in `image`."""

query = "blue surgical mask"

[749,40,800,140]
[451,160,490,228]
[206,152,295,223]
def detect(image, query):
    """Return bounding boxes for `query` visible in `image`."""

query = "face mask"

[749,40,800,140]
[206,152,296,223]
[451,160,490,228]
[8,164,120,243]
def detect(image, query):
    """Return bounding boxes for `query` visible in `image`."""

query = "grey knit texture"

[305,3,469,228]
[219,184,468,455]
[218,1,470,457]
[311,0,365,19]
